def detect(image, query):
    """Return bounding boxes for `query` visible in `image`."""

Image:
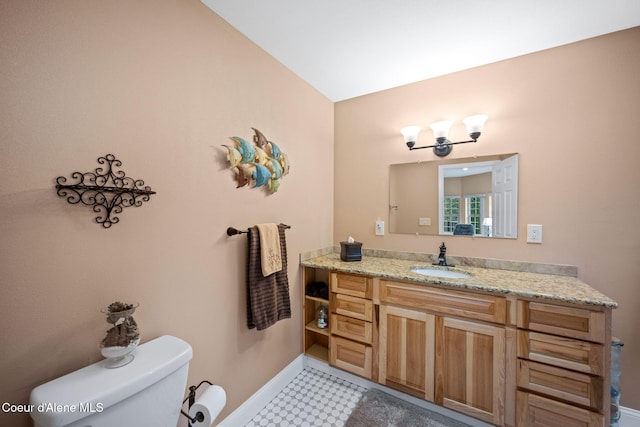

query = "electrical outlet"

[419,217,431,226]
[527,224,543,243]
[375,220,385,236]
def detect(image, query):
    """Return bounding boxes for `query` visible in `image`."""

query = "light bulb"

[463,115,488,138]
[429,121,452,140]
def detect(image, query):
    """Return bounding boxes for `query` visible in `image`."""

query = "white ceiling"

[201,0,640,102]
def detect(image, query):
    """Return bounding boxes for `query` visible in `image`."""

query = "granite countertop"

[300,252,617,308]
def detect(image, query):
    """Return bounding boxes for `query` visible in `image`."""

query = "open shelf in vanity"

[302,267,330,362]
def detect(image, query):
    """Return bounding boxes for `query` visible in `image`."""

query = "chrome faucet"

[434,242,454,267]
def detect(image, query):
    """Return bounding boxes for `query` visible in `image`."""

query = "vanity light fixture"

[401,114,488,157]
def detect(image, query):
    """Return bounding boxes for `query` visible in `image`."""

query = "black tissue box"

[340,241,362,262]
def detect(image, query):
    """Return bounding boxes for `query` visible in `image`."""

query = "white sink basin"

[410,267,470,279]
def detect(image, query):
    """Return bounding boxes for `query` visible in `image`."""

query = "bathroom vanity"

[300,250,617,427]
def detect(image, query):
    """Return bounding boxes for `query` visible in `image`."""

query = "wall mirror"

[389,153,518,238]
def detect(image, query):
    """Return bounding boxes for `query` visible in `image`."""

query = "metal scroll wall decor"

[55,154,156,228]
[222,128,290,193]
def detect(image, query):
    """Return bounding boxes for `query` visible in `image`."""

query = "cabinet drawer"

[517,330,604,376]
[331,314,372,344]
[330,336,372,379]
[333,293,373,321]
[380,280,506,324]
[516,391,604,427]
[331,273,372,299]
[517,301,605,343]
[517,359,603,411]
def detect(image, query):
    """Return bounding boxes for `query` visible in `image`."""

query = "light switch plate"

[527,224,542,243]
[419,217,431,226]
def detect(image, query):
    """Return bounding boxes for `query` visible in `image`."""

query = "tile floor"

[244,367,367,427]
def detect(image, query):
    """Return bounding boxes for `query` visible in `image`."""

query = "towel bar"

[226,223,291,236]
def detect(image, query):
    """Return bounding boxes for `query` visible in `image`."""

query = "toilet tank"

[30,335,193,427]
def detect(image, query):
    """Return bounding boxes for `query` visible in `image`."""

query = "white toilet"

[30,335,193,427]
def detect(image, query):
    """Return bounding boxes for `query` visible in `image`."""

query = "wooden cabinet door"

[436,317,506,425]
[517,301,605,343]
[517,330,604,376]
[379,305,435,401]
[516,391,604,427]
[330,335,372,379]
[331,314,373,344]
[517,359,603,411]
[331,273,372,298]
[333,293,373,321]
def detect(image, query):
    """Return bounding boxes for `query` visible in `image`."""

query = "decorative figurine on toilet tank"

[100,301,140,368]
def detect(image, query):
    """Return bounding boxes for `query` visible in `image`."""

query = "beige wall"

[0,1,333,426]
[335,27,640,408]
[1,1,638,424]
[389,162,439,234]
[459,173,491,197]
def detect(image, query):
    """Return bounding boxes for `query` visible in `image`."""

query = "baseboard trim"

[218,354,640,427]
[216,354,305,427]
[621,406,640,426]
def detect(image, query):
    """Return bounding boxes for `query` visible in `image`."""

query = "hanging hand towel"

[256,223,282,276]
[246,224,291,330]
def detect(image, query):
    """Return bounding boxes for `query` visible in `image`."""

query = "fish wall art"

[222,128,290,193]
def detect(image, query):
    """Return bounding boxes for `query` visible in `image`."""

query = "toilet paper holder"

[181,380,213,426]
